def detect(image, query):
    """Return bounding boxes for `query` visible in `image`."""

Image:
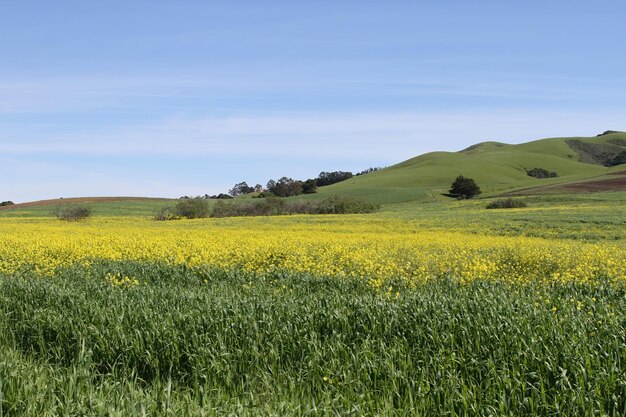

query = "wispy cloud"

[1,110,623,160]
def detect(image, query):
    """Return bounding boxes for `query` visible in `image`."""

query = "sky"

[1,1,625,202]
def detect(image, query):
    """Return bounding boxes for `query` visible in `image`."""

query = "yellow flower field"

[1,214,624,285]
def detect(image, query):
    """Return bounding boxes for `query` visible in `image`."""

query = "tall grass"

[1,261,625,416]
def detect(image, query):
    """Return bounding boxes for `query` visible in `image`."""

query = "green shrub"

[175,197,210,219]
[56,205,93,221]
[527,168,558,178]
[486,198,527,209]
[153,207,179,221]
[211,196,379,218]
[312,196,379,214]
[0,200,15,207]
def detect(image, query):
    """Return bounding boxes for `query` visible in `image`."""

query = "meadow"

[0,193,625,415]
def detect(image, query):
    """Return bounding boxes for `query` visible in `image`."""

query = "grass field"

[0,191,625,415]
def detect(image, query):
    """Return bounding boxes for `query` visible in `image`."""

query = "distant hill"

[0,197,175,218]
[310,131,626,204]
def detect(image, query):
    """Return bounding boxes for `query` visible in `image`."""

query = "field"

[0,193,625,415]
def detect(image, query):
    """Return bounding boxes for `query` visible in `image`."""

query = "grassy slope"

[310,132,626,204]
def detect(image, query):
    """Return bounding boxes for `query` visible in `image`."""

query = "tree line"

[224,168,383,199]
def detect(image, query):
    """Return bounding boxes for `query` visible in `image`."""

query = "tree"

[449,176,481,199]
[266,177,303,197]
[229,181,254,196]
[302,179,318,194]
[316,171,353,187]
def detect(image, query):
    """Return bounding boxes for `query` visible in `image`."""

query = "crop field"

[1,195,625,415]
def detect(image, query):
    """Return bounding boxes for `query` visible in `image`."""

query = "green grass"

[1,262,625,416]
[379,191,626,241]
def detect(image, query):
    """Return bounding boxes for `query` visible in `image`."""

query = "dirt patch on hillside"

[555,176,626,192]
[0,197,173,210]
[507,172,626,196]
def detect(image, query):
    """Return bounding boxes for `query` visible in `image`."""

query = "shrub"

[153,207,179,221]
[56,205,93,221]
[312,196,379,214]
[486,199,527,209]
[175,197,209,219]
[0,201,15,207]
[211,196,378,218]
[212,197,287,217]
[527,168,558,179]
[449,176,482,199]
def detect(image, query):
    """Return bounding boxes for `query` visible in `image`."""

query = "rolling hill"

[310,131,626,204]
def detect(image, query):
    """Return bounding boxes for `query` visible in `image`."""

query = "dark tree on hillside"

[229,181,255,196]
[449,176,482,199]
[316,171,353,187]
[302,179,318,194]
[266,177,303,197]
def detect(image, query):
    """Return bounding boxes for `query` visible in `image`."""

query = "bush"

[486,199,527,209]
[211,196,379,218]
[212,197,287,217]
[312,196,379,214]
[449,176,482,199]
[527,168,557,179]
[56,206,92,221]
[175,197,209,219]
[0,201,15,207]
[153,207,179,221]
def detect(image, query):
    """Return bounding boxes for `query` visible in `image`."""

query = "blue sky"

[1,1,625,202]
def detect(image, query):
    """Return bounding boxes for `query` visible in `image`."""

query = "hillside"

[309,131,626,204]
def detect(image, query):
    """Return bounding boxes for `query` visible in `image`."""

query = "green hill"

[309,131,626,204]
